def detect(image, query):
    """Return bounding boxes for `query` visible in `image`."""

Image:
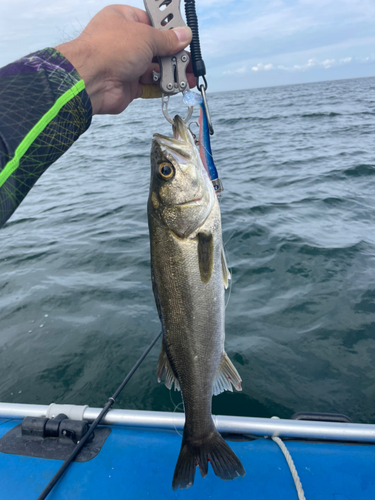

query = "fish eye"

[158,162,174,180]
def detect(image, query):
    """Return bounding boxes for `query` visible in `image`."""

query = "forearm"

[0,5,192,229]
[0,48,92,228]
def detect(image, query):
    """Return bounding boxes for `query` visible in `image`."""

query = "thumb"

[150,26,192,57]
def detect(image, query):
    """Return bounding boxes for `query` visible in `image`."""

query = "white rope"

[271,417,306,500]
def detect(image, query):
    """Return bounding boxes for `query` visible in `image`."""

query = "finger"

[185,51,194,75]
[140,84,163,99]
[111,5,151,25]
[148,26,192,57]
[187,72,196,89]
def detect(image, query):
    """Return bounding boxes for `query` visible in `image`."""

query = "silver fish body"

[148,116,245,490]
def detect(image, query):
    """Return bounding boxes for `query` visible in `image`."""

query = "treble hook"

[188,122,200,146]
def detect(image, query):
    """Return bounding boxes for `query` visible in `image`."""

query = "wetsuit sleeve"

[0,48,92,228]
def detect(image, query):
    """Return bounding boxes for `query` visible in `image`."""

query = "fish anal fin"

[213,352,242,396]
[221,249,231,289]
[198,232,214,284]
[157,341,180,391]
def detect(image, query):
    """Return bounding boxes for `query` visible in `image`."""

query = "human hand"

[55,5,194,115]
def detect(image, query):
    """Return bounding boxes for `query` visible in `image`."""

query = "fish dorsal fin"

[157,340,180,391]
[213,352,242,396]
[221,249,231,289]
[198,232,214,283]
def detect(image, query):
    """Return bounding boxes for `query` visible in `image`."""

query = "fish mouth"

[176,197,202,207]
[152,116,194,159]
[172,115,192,143]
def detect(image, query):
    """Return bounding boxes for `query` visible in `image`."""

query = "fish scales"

[148,115,245,490]
[151,202,223,427]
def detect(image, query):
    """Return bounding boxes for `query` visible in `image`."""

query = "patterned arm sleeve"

[0,47,92,228]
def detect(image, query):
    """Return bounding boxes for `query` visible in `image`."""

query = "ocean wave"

[3,76,375,422]
[343,164,375,177]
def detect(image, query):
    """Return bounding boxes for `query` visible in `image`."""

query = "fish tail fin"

[206,430,245,481]
[172,432,196,491]
[172,426,245,490]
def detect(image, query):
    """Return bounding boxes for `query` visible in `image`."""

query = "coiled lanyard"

[183,0,214,134]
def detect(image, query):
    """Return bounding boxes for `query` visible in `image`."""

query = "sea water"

[1,76,375,423]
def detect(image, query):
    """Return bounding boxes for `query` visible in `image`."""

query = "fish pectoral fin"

[221,248,231,289]
[157,341,180,391]
[213,352,242,395]
[198,232,214,284]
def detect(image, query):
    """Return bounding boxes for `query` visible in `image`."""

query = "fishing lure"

[183,91,223,194]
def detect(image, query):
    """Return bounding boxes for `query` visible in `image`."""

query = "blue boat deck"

[1,417,375,499]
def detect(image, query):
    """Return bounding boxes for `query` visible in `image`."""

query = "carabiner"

[197,75,208,92]
[162,94,194,126]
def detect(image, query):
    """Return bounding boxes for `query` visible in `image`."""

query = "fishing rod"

[36,330,162,500]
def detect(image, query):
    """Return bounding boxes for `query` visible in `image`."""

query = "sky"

[1,0,375,92]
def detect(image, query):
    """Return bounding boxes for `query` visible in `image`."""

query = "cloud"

[358,54,375,63]
[224,55,360,76]
[251,57,339,72]
[290,57,335,70]
[278,56,354,71]
[223,65,249,75]
[200,0,375,65]
[2,0,375,90]
[251,63,274,72]
[223,62,275,75]
[322,58,335,68]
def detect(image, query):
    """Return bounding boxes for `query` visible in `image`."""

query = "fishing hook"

[188,121,200,146]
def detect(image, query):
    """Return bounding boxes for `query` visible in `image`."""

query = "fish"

[147,115,245,490]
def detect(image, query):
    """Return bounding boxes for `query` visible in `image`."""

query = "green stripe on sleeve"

[0,79,85,189]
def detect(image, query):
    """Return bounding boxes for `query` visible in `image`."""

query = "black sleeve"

[0,47,92,228]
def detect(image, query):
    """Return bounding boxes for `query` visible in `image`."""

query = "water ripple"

[2,77,375,422]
